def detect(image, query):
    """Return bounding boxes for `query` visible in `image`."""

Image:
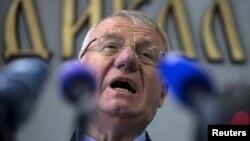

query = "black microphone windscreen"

[0,57,49,129]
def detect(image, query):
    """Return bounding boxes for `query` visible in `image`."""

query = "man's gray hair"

[79,10,169,59]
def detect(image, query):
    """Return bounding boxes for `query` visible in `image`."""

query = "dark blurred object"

[58,60,96,135]
[158,52,249,141]
[0,57,49,141]
[218,83,250,125]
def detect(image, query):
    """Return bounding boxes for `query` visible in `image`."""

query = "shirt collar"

[82,131,146,141]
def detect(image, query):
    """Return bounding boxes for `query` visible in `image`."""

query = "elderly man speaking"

[70,10,169,141]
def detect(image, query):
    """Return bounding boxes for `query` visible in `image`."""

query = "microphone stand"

[0,120,16,141]
[72,92,96,140]
[186,89,221,141]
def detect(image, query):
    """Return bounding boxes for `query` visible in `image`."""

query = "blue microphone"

[58,60,96,105]
[0,57,48,141]
[158,52,250,141]
[158,52,215,108]
[58,60,97,135]
[158,52,220,141]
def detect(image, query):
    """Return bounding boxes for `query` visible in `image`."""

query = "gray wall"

[1,0,250,141]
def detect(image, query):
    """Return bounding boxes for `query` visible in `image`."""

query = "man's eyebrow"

[135,38,157,46]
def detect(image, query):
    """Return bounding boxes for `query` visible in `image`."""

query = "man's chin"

[99,106,140,119]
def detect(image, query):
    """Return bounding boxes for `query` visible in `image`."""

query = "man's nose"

[114,46,139,73]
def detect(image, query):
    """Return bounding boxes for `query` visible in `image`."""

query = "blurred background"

[0,0,249,141]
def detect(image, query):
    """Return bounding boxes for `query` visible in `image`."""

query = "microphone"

[58,60,96,134]
[0,57,49,141]
[158,52,250,140]
[158,52,219,141]
[58,60,96,106]
[158,52,216,107]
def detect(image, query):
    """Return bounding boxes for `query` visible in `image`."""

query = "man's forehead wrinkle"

[103,29,157,44]
[103,24,156,34]
[91,21,165,50]
[103,30,124,39]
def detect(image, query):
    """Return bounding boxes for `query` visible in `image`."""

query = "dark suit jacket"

[70,130,152,141]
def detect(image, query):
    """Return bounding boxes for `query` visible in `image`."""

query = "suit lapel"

[145,131,152,141]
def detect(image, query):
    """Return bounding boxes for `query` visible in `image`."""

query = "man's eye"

[101,43,120,51]
[139,51,154,61]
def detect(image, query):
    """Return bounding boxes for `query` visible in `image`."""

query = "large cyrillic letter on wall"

[4,0,50,60]
[202,0,245,62]
[158,0,197,59]
[112,0,148,11]
[62,0,102,59]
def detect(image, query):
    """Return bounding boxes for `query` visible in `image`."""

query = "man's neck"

[83,114,147,141]
[86,123,144,141]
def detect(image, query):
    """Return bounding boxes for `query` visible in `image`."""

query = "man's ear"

[159,85,168,108]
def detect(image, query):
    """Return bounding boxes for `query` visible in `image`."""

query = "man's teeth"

[114,88,132,94]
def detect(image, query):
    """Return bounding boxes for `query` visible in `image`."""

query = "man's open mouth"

[110,79,137,94]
